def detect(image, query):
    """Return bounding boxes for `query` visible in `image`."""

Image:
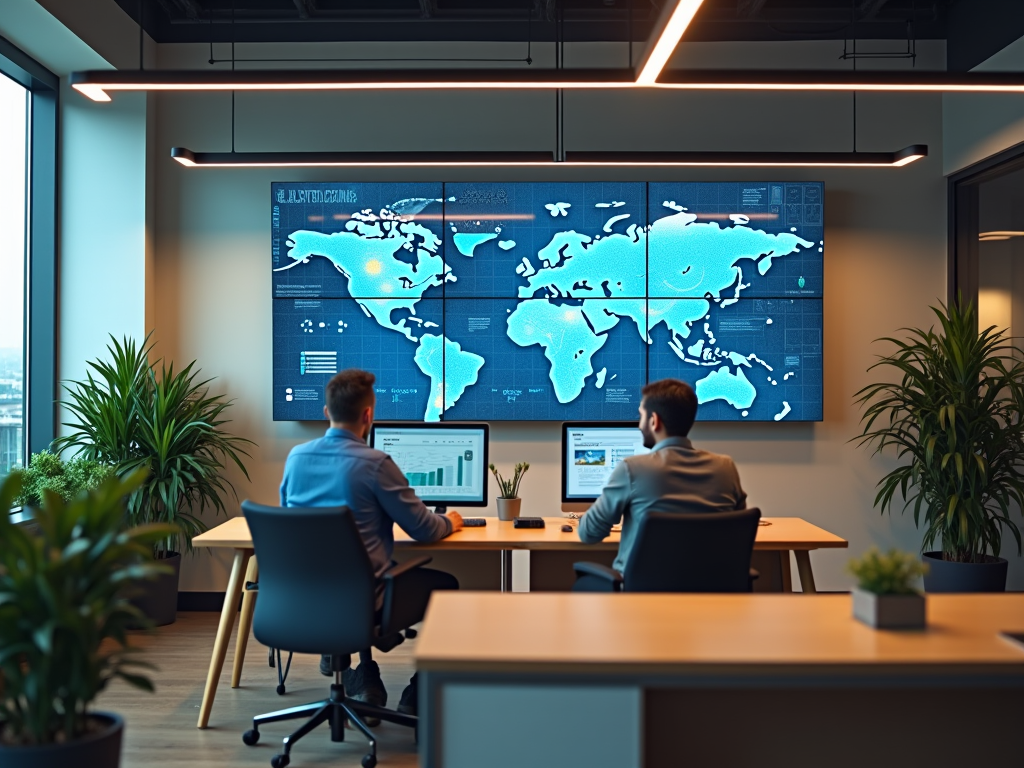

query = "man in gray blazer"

[575,378,747,590]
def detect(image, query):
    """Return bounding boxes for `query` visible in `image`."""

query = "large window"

[0,72,28,479]
[0,37,58,489]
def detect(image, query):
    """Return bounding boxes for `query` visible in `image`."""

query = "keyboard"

[463,518,487,527]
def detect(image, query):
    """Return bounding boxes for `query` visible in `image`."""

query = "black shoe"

[397,673,418,716]
[343,661,387,727]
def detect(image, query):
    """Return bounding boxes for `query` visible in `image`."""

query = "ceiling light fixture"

[634,0,705,85]
[171,144,927,169]
[979,230,1024,240]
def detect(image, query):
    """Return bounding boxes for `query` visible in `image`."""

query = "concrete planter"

[496,497,521,521]
[852,588,926,630]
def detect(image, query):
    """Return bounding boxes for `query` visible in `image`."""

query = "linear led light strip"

[979,230,1024,241]
[170,146,927,168]
[71,0,1024,102]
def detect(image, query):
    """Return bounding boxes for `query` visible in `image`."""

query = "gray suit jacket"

[577,436,747,573]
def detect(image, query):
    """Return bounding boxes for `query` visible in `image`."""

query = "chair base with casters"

[242,655,416,768]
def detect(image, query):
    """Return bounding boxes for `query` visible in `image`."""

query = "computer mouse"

[561,524,573,533]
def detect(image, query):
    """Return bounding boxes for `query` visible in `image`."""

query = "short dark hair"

[641,378,698,437]
[326,369,376,422]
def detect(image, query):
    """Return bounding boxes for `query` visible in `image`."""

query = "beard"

[640,419,657,449]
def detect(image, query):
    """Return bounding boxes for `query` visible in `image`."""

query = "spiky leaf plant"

[0,470,177,745]
[53,335,253,556]
[854,300,1024,563]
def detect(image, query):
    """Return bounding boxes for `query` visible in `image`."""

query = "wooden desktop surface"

[192,515,847,552]
[416,592,1024,675]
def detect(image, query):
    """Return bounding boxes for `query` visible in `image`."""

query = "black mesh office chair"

[240,501,438,768]
[573,507,762,592]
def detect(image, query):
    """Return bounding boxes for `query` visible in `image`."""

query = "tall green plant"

[54,335,254,556]
[853,300,1024,563]
[0,470,177,746]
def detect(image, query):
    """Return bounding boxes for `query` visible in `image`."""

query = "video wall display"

[272,181,823,422]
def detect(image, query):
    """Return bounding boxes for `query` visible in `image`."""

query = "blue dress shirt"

[280,427,452,580]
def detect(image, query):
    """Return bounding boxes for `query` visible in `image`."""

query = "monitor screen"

[370,422,489,507]
[562,421,650,504]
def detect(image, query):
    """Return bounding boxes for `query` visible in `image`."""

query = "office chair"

[240,501,435,768]
[573,507,762,592]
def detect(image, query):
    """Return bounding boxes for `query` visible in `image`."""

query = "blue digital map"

[272,181,823,422]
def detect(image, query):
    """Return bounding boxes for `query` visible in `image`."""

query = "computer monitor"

[561,421,649,513]
[370,422,489,509]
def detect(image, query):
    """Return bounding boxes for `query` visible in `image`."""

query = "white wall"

[136,39,977,591]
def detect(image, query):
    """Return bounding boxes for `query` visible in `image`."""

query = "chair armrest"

[573,561,624,584]
[382,555,433,581]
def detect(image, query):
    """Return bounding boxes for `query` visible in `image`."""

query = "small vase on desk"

[496,497,522,521]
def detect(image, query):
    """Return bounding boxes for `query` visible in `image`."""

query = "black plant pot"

[131,551,182,626]
[922,551,1008,593]
[0,712,123,768]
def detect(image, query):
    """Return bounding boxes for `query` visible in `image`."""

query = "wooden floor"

[97,612,420,768]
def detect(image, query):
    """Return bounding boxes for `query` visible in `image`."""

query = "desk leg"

[231,556,259,688]
[780,551,793,593]
[197,547,251,729]
[794,550,817,593]
[500,550,512,593]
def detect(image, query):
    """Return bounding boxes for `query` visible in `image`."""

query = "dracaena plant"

[0,470,177,746]
[53,334,254,557]
[853,300,1024,564]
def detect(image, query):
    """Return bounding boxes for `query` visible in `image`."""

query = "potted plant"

[0,470,176,768]
[848,548,928,629]
[854,300,1024,592]
[54,335,253,625]
[13,450,116,510]
[489,462,530,521]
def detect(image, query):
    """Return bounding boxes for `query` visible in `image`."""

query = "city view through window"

[0,73,28,481]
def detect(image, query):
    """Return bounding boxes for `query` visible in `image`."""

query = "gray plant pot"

[852,587,926,630]
[922,552,1008,593]
[0,712,123,768]
[130,551,182,627]
[496,497,522,521]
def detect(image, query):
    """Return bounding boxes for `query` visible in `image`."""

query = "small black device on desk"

[513,517,545,529]
[463,518,487,527]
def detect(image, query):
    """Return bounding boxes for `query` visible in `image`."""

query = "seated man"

[280,368,463,718]
[575,378,747,591]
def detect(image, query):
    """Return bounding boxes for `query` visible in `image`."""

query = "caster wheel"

[404,628,417,639]
[242,729,260,746]
[362,754,377,768]
[271,754,290,768]
[276,684,286,695]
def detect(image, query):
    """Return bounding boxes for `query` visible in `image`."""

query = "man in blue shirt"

[280,369,463,719]
[576,379,747,589]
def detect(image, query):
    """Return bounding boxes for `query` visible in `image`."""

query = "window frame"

[0,36,58,503]
[947,139,1024,311]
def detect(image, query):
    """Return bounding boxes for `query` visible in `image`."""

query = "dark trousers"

[571,574,618,592]
[360,566,458,663]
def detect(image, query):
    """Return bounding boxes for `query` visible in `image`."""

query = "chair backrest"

[622,507,761,593]
[242,501,376,656]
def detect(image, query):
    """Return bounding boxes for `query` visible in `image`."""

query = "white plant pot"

[851,587,926,630]
[496,497,522,521]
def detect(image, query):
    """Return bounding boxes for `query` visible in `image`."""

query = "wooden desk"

[417,593,1024,768]
[190,515,847,728]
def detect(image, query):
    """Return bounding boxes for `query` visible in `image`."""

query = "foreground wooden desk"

[191,515,846,728]
[417,593,1024,768]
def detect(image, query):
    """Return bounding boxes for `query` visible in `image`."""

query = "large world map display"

[272,182,822,422]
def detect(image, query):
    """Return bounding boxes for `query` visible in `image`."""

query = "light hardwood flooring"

[97,612,420,768]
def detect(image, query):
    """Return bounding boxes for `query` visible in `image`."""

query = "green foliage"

[847,548,928,595]
[853,300,1024,563]
[53,335,254,556]
[0,470,178,746]
[489,462,530,499]
[13,451,116,508]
